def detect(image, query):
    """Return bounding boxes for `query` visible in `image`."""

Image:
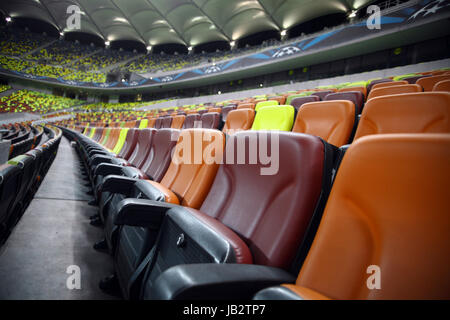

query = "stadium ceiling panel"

[0,0,376,47]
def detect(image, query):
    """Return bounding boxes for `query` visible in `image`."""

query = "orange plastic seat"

[254,134,450,300]
[222,109,255,135]
[367,84,422,100]
[417,75,450,91]
[292,100,355,147]
[432,79,450,92]
[354,92,450,140]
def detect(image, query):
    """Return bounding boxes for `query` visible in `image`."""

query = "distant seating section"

[0,90,81,114]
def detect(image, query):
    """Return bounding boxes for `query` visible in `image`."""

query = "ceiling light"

[5,17,11,22]
[230,41,235,47]
[105,41,110,46]
[147,45,152,51]
[280,29,287,36]
[59,32,64,36]
[348,10,357,18]
[188,46,193,51]
[218,91,221,95]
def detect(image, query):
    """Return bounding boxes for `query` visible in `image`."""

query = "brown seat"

[292,100,355,147]
[290,96,320,111]
[222,109,255,135]
[255,134,450,299]
[310,90,335,101]
[367,84,422,100]
[417,75,450,91]
[354,92,450,140]
[324,91,364,114]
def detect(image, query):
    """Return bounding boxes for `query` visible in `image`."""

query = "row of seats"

[60,91,450,299]
[0,126,62,244]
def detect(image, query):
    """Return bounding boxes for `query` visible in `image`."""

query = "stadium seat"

[354,92,450,140]
[290,96,320,111]
[97,129,225,295]
[222,109,255,135]
[170,115,185,129]
[311,90,334,100]
[324,91,364,114]
[237,103,256,110]
[367,78,392,92]
[125,131,337,300]
[255,100,279,111]
[161,116,172,128]
[371,80,408,90]
[183,114,201,129]
[251,105,295,131]
[433,79,450,92]
[254,134,450,300]
[338,86,367,98]
[292,101,355,147]
[416,75,450,91]
[367,84,422,100]
[200,112,221,129]
[0,163,22,241]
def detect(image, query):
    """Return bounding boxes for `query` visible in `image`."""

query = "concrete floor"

[0,137,117,300]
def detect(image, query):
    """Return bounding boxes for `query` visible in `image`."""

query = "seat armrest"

[89,154,114,166]
[94,163,124,176]
[149,264,296,300]
[101,175,138,195]
[115,198,180,228]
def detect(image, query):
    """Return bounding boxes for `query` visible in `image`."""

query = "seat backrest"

[208,107,222,113]
[417,75,450,91]
[105,128,120,151]
[117,128,138,159]
[371,80,408,90]
[268,96,286,105]
[182,114,201,129]
[295,134,450,299]
[138,119,148,128]
[354,92,450,140]
[200,112,220,129]
[153,117,163,129]
[222,109,255,135]
[292,100,355,147]
[112,128,129,155]
[402,74,431,84]
[367,84,422,100]
[221,105,237,122]
[255,100,279,112]
[324,91,364,113]
[127,129,156,169]
[0,163,22,226]
[251,105,294,131]
[159,129,224,208]
[311,90,334,101]
[161,116,172,128]
[140,129,180,182]
[290,96,320,111]
[171,115,185,129]
[237,103,256,110]
[339,86,367,98]
[93,127,104,142]
[147,118,156,128]
[433,79,450,92]
[367,78,392,92]
[7,154,34,216]
[199,131,332,268]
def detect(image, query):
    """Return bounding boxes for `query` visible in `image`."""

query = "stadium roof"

[0,0,376,48]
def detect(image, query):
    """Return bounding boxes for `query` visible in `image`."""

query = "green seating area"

[0,90,81,114]
[0,84,11,93]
